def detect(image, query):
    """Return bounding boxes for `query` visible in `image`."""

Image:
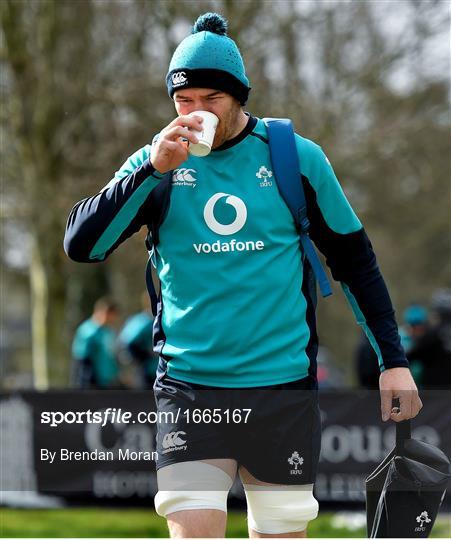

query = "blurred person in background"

[399,303,429,386]
[316,346,346,388]
[63,12,422,538]
[355,330,380,389]
[356,304,429,389]
[118,292,158,388]
[406,289,451,389]
[71,297,120,389]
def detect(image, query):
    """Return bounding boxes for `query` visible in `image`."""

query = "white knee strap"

[155,461,234,517]
[243,483,319,535]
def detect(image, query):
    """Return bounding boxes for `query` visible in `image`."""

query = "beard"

[211,102,242,149]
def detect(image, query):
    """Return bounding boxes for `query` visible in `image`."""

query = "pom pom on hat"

[192,12,228,35]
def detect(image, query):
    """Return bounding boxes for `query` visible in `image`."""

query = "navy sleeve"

[64,146,162,262]
[306,195,408,371]
[297,137,408,372]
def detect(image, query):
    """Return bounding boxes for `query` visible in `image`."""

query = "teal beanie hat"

[166,13,251,105]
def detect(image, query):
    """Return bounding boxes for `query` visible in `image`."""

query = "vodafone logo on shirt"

[204,193,247,235]
[193,193,265,254]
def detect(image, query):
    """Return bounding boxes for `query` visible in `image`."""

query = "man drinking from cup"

[64,11,422,539]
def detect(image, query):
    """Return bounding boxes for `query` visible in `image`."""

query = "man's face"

[174,88,242,149]
[96,307,119,327]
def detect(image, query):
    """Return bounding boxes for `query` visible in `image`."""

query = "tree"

[1,0,448,387]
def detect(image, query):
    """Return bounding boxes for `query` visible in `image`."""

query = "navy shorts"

[153,373,321,485]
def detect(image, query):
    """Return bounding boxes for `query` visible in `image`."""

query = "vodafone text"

[193,239,265,254]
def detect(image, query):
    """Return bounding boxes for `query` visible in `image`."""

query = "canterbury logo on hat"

[172,71,188,87]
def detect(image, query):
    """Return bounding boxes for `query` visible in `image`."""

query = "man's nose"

[189,100,211,112]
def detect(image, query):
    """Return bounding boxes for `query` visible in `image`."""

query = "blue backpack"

[145,118,332,316]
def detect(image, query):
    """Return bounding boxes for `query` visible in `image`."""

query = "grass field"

[1,509,450,538]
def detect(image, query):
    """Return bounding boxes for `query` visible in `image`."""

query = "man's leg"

[239,466,318,538]
[156,458,237,538]
[166,509,227,538]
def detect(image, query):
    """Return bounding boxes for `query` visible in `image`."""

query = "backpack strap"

[263,118,332,298]
[145,171,173,316]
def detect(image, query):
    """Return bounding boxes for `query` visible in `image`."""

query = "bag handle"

[393,398,411,455]
[396,420,411,448]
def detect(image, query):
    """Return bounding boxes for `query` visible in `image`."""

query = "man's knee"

[165,508,227,539]
[243,483,319,535]
[154,461,234,517]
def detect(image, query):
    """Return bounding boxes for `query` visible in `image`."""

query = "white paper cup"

[188,111,219,157]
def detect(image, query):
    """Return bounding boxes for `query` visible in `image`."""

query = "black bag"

[366,418,451,538]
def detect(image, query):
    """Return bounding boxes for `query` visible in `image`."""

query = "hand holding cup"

[187,111,219,157]
[150,115,203,173]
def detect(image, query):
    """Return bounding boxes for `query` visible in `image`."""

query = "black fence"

[1,389,450,508]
